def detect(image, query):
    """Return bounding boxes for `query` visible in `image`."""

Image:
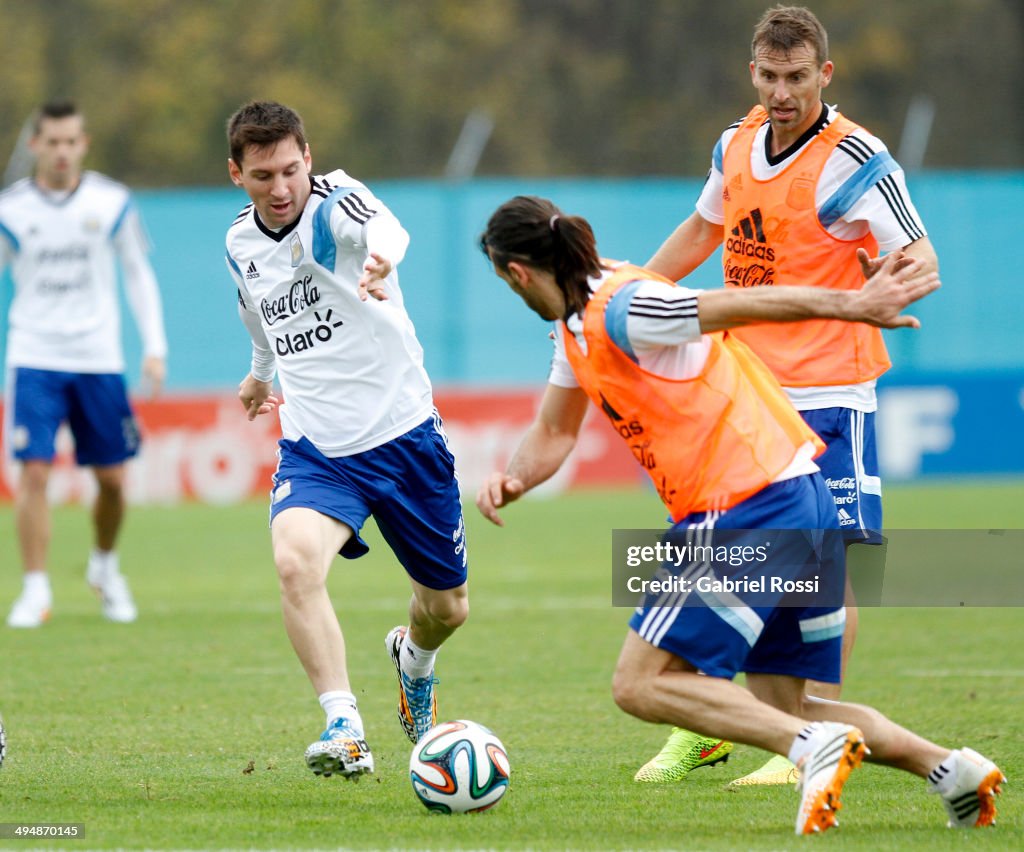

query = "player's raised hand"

[358,252,392,301]
[851,252,940,329]
[856,247,916,280]
[475,472,526,527]
[238,374,279,421]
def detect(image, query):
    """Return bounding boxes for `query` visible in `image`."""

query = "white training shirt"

[226,170,433,457]
[547,265,819,482]
[0,171,167,372]
[695,104,928,412]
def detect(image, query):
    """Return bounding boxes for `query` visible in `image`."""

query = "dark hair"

[227,100,307,166]
[33,99,81,134]
[480,196,602,320]
[751,5,829,65]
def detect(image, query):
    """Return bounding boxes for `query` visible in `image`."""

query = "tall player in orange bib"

[477,195,1002,834]
[636,4,939,787]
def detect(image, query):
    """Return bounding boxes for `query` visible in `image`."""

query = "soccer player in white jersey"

[0,100,167,629]
[634,4,940,787]
[224,101,468,780]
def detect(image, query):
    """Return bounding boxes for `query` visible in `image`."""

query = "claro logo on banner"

[0,391,642,505]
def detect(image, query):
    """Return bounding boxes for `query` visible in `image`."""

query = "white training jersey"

[695,104,928,412]
[226,170,433,457]
[547,265,819,482]
[0,171,167,373]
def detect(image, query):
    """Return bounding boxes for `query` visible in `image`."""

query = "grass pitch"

[0,479,1021,850]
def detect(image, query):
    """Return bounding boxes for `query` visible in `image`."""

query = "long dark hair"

[480,195,603,319]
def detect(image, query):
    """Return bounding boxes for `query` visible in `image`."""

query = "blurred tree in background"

[0,0,1019,186]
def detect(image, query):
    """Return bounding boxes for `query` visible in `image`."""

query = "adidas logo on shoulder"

[245,261,260,280]
[837,508,856,526]
[723,174,743,202]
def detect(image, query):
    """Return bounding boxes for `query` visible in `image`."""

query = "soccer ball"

[0,716,6,769]
[409,720,510,813]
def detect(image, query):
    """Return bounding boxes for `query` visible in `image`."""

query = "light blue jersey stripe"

[225,251,242,279]
[605,281,643,363]
[0,219,19,252]
[109,198,133,238]
[312,186,361,272]
[819,151,899,228]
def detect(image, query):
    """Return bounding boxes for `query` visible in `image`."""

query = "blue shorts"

[4,367,140,466]
[629,474,845,683]
[801,408,882,545]
[269,413,468,591]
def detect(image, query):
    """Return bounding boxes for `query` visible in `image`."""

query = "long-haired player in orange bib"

[476,195,1001,834]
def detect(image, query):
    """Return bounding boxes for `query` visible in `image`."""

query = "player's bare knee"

[273,547,321,598]
[422,592,469,630]
[93,465,125,496]
[18,462,50,494]
[444,597,469,630]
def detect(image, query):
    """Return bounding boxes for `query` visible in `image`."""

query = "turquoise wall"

[2,173,1022,389]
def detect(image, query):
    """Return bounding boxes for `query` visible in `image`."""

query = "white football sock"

[90,548,119,575]
[926,750,959,795]
[400,633,437,680]
[24,571,51,599]
[87,550,121,590]
[788,721,826,767]
[319,690,363,734]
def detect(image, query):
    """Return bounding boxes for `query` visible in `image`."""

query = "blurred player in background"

[476,195,1001,835]
[636,4,939,787]
[225,101,468,780]
[1,99,167,628]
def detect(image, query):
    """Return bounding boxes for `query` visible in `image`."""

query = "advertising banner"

[2,372,1021,504]
[0,390,642,504]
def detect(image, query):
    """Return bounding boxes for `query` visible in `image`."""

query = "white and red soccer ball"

[409,720,509,814]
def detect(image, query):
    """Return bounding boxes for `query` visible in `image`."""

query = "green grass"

[0,478,1021,849]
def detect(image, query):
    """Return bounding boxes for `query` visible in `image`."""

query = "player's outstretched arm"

[695,254,939,332]
[475,384,589,526]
